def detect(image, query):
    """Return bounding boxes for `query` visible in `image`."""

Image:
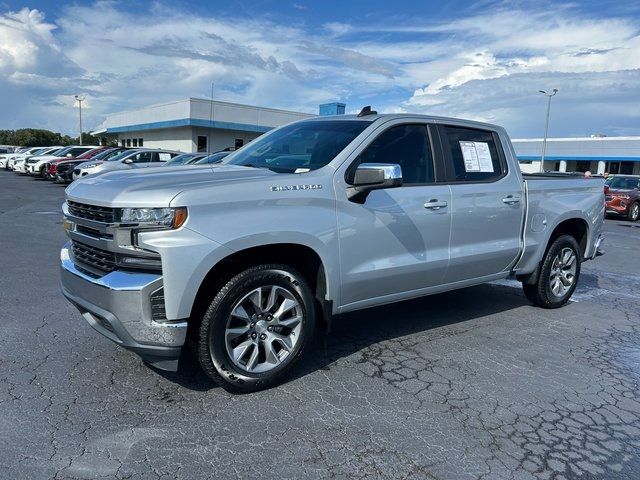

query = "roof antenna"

[357,105,377,117]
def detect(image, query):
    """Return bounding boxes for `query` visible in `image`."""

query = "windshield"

[608,177,639,190]
[162,154,201,166]
[224,120,370,173]
[107,150,139,162]
[54,146,75,157]
[196,152,230,164]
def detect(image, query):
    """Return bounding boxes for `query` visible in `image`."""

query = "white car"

[26,145,96,177]
[72,149,180,179]
[3,147,48,170]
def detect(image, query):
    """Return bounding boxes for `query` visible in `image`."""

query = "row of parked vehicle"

[0,145,233,183]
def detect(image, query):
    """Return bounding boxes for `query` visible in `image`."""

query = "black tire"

[627,202,640,222]
[197,264,316,393]
[522,234,581,308]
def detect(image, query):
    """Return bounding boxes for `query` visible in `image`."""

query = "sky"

[0,0,639,138]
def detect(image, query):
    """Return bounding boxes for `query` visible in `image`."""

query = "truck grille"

[71,240,116,274]
[57,163,72,174]
[67,201,116,223]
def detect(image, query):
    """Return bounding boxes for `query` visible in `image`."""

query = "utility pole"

[74,95,85,145]
[539,89,558,172]
[208,82,214,154]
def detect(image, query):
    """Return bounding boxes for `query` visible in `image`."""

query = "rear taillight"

[49,164,57,174]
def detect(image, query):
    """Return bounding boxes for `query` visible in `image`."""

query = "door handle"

[424,199,448,210]
[502,196,521,205]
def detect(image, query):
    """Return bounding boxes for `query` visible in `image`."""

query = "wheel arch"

[188,242,333,340]
[518,215,589,285]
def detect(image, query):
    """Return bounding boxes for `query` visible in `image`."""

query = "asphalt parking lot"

[1,170,639,479]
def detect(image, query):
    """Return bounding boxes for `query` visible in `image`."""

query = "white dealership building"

[93,98,329,153]
[513,136,640,175]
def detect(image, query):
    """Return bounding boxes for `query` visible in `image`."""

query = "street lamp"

[539,88,558,172]
[74,95,85,145]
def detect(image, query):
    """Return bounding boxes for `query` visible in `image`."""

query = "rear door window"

[440,126,505,182]
[131,152,153,163]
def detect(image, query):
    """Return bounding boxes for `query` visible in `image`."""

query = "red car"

[605,175,640,221]
[45,146,110,180]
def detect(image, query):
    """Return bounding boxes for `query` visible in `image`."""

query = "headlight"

[120,207,188,229]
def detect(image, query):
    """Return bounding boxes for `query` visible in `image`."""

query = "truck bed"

[514,174,605,275]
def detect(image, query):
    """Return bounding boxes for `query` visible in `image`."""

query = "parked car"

[16,145,66,174]
[605,175,640,221]
[72,148,181,179]
[45,147,111,180]
[194,151,232,164]
[61,112,605,393]
[53,148,130,183]
[26,145,97,177]
[3,147,49,170]
[161,153,207,166]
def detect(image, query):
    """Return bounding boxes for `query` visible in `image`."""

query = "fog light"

[118,255,162,269]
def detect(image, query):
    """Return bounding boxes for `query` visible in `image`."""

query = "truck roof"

[304,113,504,131]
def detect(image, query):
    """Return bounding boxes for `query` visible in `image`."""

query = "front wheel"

[197,264,316,393]
[522,234,581,308]
[628,202,640,222]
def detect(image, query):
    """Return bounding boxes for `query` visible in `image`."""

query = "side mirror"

[123,158,133,164]
[347,163,402,203]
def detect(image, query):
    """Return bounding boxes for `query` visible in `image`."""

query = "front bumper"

[60,242,188,371]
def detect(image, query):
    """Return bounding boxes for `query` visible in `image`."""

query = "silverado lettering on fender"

[60,113,605,393]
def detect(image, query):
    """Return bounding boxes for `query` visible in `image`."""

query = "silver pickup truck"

[60,113,605,393]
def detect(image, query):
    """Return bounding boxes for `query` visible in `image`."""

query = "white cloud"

[0,2,639,137]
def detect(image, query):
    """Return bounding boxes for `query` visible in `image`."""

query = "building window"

[138,138,143,147]
[121,139,126,147]
[575,160,590,172]
[554,162,560,171]
[620,162,634,174]
[197,135,207,152]
[132,138,138,147]
[235,138,244,149]
[126,138,131,147]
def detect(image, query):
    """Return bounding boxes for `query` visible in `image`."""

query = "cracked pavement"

[1,170,639,479]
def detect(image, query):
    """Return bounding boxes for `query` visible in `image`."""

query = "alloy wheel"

[223,285,303,373]
[549,247,577,297]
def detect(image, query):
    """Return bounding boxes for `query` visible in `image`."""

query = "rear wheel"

[628,202,640,222]
[197,264,316,393]
[522,234,581,308]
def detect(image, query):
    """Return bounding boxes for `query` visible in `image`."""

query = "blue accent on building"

[106,118,273,134]
[319,102,346,116]
[518,155,640,162]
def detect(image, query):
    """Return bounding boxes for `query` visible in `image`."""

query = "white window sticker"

[460,141,480,171]
[158,153,171,161]
[459,141,494,173]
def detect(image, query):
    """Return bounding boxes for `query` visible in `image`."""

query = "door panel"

[336,122,451,307]
[438,125,523,283]
[337,185,451,306]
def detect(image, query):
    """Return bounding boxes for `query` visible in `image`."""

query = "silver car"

[72,149,181,179]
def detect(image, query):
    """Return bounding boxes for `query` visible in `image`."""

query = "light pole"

[74,95,85,145]
[539,88,558,172]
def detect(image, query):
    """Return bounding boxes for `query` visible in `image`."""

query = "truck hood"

[65,164,278,207]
